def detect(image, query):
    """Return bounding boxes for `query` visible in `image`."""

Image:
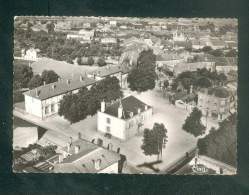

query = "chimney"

[118,104,123,118]
[69,136,73,145]
[43,81,46,86]
[80,75,83,82]
[145,105,148,110]
[35,89,40,97]
[74,145,80,154]
[93,159,101,170]
[101,100,105,112]
[137,108,141,114]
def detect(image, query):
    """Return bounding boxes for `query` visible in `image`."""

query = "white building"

[53,139,120,173]
[23,48,38,61]
[66,29,95,41]
[110,20,117,26]
[23,76,96,119]
[87,65,130,89]
[173,31,186,42]
[97,95,153,140]
[100,37,117,44]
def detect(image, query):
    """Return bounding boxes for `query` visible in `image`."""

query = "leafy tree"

[41,70,59,84]
[202,46,213,53]
[163,80,169,90]
[195,77,212,88]
[14,64,33,88]
[182,107,205,137]
[127,49,157,92]
[141,123,168,161]
[28,74,43,89]
[225,49,237,57]
[197,114,237,166]
[97,58,106,67]
[46,22,55,34]
[88,56,94,65]
[210,49,224,57]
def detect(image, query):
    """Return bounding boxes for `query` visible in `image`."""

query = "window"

[45,106,49,115]
[51,104,55,113]
[106,117,111,124]
[106,126,110,133]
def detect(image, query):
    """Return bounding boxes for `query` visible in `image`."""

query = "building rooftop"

[23,76,96,100]
[104,95,151,120]
[54,139,120,173]
[90,65,130,78]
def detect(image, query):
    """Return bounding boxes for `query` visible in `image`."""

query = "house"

[97,96,153,140]
[53,139,120,173]
[23,76,96,119]
[23,48,38,61]
[173,61,215,76]
[110,20,117,26]
[191,39,207,50]
[100,37,117,44]
[87,65,130,88]
[156,54,185,72]
[172,30,187,42]
[197,87,232,121]
[66,29,95,42]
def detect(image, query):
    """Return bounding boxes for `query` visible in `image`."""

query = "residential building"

[197,87,232,121]
[66,29,95,41]
[156,54,185,72]
[87,65,130,88]
[23,76,96,119]
[23,48,38,61]
[53,139,120,173]
[100,37,117,44]
[173,30,187,42]
[97,95,153,140]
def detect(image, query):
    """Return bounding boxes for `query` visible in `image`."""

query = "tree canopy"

[182,107,206,137]
[58,76,123,123]
[14,64,33,88]
[41,70,59,84]
[197,114,237,166]
[127,49,157,92]
[141,123,168,161]
[28,74,43,89]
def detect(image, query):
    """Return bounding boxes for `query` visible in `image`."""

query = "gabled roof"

[53,139,120,173]
[104,95,152,120]
[23,76,96,100]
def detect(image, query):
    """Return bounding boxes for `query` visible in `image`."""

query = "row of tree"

[127,49,157,92]
[197,114,237,166]
[28,70,59,89]
[174,68,227,92]
[58,76,123,123]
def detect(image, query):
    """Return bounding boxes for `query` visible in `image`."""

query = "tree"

[14,64,33,88]
[46,22,55,34]
[88,56,94,65]
[163,80,169,90]
[127,49,157,92]
[97,58,106,67]
[28,74,43,89]
[197,114,237,166]
[210,49,224,57]
[141,123,168,161]
[195,77,212,88]
[225,49,237,57]
[41,70,59,84]
[202,46,213,53]
[182,107,205,137]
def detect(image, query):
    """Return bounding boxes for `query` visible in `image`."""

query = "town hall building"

[97,95,153,140]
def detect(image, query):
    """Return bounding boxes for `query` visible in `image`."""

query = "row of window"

[45,104,56,115]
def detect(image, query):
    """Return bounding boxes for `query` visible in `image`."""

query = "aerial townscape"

[13,16,237,174]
